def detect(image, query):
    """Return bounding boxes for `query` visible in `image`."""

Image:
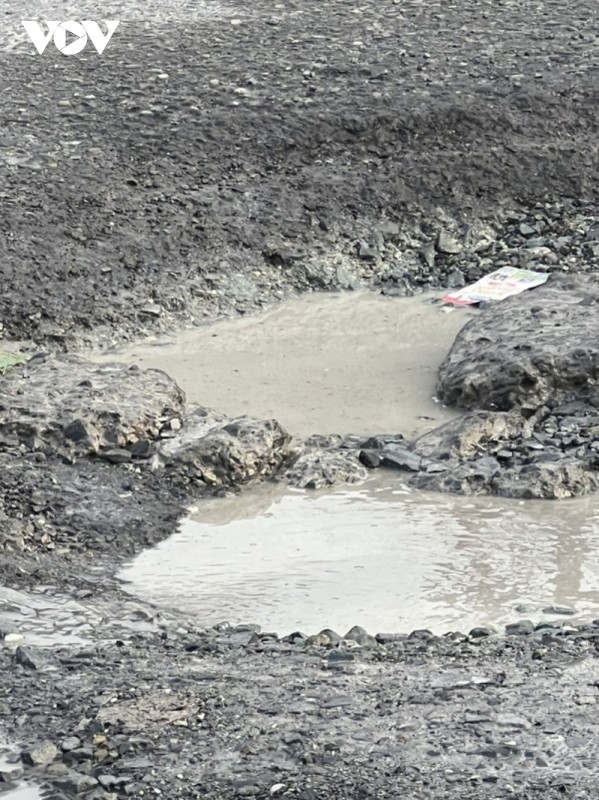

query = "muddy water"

[119,476,599,636]
[0,586,165,649]
[0,586,99,648]
[96,291,472,438]
[105,290,599,634]
[0,739,41,800]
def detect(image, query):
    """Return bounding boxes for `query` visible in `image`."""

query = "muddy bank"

[2,0,599,347]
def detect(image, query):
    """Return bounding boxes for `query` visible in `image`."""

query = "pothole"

[95,291,471,439]
[119,475,599,635]
[103,290,599,634]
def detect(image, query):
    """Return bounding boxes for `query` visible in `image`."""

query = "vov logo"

[21,20,120,55]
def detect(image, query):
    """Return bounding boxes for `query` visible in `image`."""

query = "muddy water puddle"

[0,586,165,650]
[102,290,599,634]
[96,291,472,438]
[119,477,599,635]
[0,587,101,648]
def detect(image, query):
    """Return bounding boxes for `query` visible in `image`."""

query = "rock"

[160,410,293,488]
[469,455,502,478]
[496,713,531,729]
[526,245,554,260]
[0,356,185,458]
[307,629,342,647]
[359,449,381,468]
[2,632,24,646]
[325,651,355,665]
[0,763,24,783]
[139,303,162,318]
[542,605,576,616]
[304,261,336,288]
[282,631,308,645]
[358,241,378,260]
[514,603,535,613]
[446,269,466,289]
[519,223,537,236]
[493,460,599,499]
[225,631,260,648]
[583,242,599,259]
[469,627,496,638]
[101,447,133,464]
[319,695,353,709]
[50,768,98,794]
[574,692,597,705]
[98,774,123,790]
[233,623,261,634]
[377,221,400,244]
[413,411,525,461]
[375,633,407,644]
[534,621,564,634]
[420,242,436,269]
[437,274,599,411]
[302,434,344,449]
[408,629,435,640]
[343,626,377,646]
[334,265,360,290]
[437,230,462,254]
[60,737,82,752]
[21,740,59,767]
[380,445,421,472]
[15,646,47,670]
[282,448,367,489]
[359,433,407,450]
[130,439,154,458]
[505,621,535,636]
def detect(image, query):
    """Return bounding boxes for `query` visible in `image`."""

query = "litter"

[442,266,549,307]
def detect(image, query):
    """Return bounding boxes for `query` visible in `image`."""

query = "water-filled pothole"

[119,476,599,635]
[95,291,471,438]
[105,290,599,634]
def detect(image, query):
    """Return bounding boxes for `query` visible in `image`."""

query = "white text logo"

[21,20,120,55]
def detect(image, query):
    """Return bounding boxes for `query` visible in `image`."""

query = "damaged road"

[1,276,599,796]
[4,611,599,800]
[3,0,599,797]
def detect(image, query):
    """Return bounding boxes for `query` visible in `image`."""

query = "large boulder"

[437,274,599,411]
[407,403,599,499]
[0,355,184,459]
[159,409,293,487]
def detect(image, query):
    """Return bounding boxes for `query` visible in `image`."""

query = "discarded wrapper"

[442,266,549,306]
